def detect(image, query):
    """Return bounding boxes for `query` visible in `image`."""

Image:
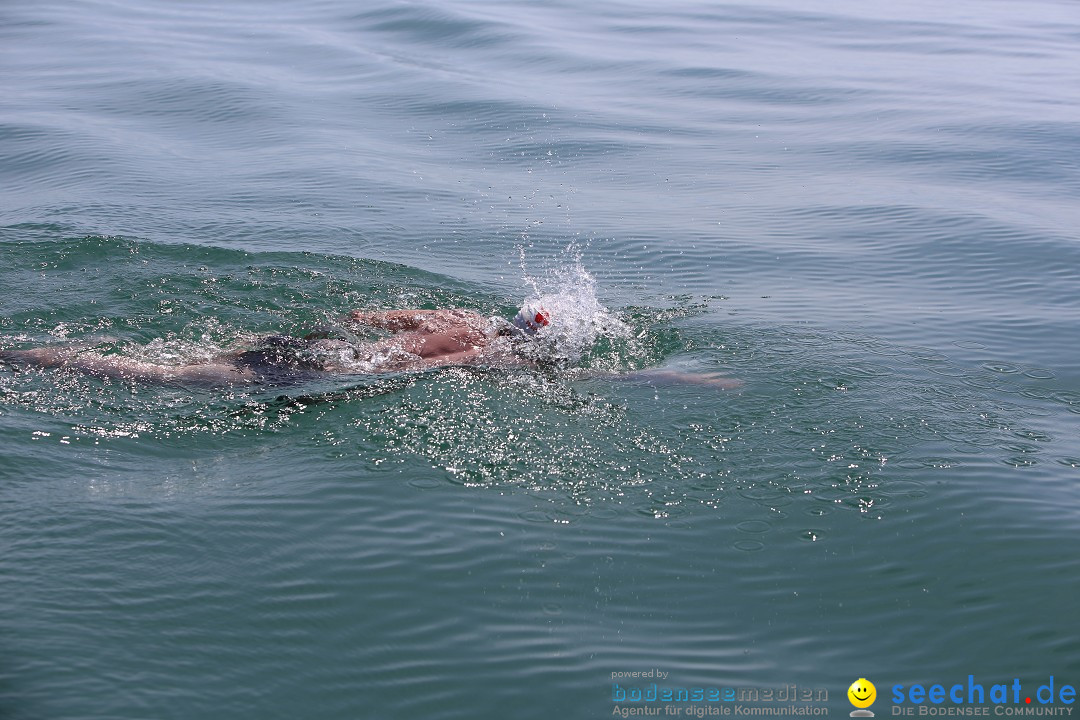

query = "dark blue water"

[2,1,1079,718]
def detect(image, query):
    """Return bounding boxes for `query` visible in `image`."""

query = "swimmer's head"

[513,301,551,336]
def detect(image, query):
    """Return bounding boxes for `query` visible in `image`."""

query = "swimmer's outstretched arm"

[624,369,742,389]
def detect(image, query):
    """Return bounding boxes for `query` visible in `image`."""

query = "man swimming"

[0,301,739,388]
[0,304,552,385]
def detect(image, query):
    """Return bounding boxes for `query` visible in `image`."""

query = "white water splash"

[517,244,630,365]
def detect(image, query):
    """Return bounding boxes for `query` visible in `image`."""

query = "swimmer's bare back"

[347,309,488,360]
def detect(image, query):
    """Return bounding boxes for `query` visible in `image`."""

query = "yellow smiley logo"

[848,678,877,709]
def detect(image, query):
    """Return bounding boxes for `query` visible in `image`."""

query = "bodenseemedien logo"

[849,678,877,717]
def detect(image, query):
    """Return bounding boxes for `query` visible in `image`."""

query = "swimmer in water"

[0,302,739,389]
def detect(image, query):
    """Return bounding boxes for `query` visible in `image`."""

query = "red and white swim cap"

[513,301,551,335]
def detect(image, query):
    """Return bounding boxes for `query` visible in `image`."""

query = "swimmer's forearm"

[344,310,434,330]
[625,369,742,389]
[344,308,483,331]
[572,368,742,389]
